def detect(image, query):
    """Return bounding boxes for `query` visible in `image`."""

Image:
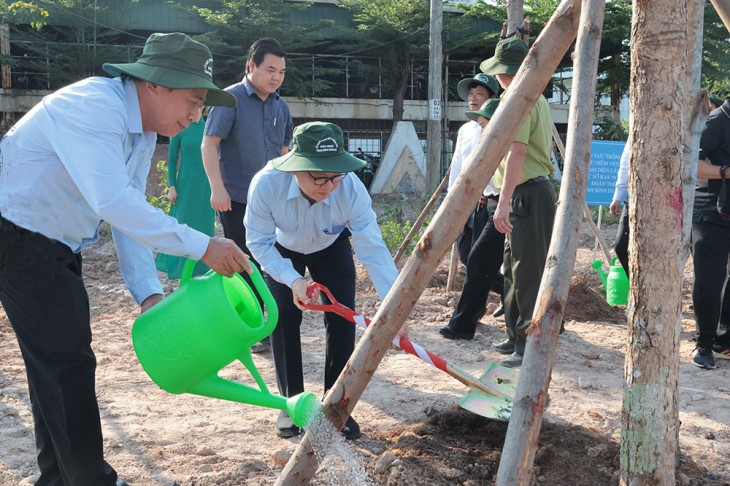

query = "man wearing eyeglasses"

[245,122,401,440]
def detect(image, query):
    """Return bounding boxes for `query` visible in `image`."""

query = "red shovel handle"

[302,283,449,372]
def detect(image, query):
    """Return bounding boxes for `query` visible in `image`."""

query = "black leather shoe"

[492,302,505,318]
[492,338,515,354]
[439,326,474,340]
[276,411,302,438]
[342,416,361,440]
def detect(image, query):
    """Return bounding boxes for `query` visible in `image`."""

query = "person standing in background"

[480,38,557,368]
[156,114,215,279]
[609,141,630,276]
[440,98,507,341]
[203,37,293,353]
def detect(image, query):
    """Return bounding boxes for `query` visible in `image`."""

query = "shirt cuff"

[130,279,164,306]
[186,230,211,261]
[282,268,304,288]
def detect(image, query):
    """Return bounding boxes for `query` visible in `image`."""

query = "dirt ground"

[1,194,730,485]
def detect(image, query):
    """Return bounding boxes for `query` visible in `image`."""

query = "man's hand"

[609,200,621,217]
[493,199,513,234]
[140,293,164,314]
[292,278,318,310]
[166,186,178,205]
[200,237,252,277]
[210,187,232,212]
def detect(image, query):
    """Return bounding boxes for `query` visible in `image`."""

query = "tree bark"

[391,43,410,123]
[619,0,704,484]
[507,0,525,37]
[276,1,582,484]
[495,0,597,483]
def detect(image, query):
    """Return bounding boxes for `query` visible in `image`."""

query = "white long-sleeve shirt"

[448,120,498,197]
[245,165,398,300]
[0,77,209,303]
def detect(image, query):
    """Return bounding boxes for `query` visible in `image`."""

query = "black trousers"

[0,216,116,485]
[503,180,556,354]
[692,220,730,349]
[219,201,264,307]
[265,233,356,397]
[446,196,505,337]
[614,204,630,276]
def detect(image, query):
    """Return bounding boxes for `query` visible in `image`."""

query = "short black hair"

[247,38,286,73]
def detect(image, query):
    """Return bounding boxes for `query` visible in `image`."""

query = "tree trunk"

[619,0,704,483]
[276,2,581,484]
[507,0,525,37]
[495,0,596,483]
[391,44,410,123]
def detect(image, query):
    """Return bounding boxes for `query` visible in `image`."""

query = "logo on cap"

[204,58,213,77]
[315,137,338,153]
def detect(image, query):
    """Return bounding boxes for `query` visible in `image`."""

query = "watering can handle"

[179,259,279,334]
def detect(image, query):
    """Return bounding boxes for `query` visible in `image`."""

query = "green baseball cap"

[709,93,723,108]
[456,73,500,101]
[271,122,366,173]
[466,98,501,122]
[103,32,236,107]
[480,38,529,76]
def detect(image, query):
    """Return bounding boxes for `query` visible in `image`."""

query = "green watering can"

[592,256,629,306]
[132,259,319,428]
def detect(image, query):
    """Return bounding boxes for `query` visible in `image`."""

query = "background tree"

[338,0,431,123]
[192,0,335,99]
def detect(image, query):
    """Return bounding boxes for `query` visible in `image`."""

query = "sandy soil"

[1,196,729,486]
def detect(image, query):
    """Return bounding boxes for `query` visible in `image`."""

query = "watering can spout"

[188,376,320,428]
[592,260,607,286]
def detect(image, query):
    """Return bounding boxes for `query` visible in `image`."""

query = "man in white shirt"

[245,122,402,440]
[0,33,250,485]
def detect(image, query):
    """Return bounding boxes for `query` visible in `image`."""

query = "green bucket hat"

[456,73,500,101]
[709,93,723,108]
[271,122,366,173]
[480,38,529,76]
[103,32,236,107]
[466,98,501,123]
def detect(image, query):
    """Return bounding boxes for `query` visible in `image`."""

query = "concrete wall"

[0,90,590,127]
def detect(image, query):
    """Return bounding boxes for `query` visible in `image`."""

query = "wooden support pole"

[710,0,730,33]
[550,123,613,264]
[446,241,460,291]
[276,1,581,483]
[496,0,599,483]
[393,169,450,266]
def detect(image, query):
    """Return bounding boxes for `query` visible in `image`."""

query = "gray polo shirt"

[205,76,293,203]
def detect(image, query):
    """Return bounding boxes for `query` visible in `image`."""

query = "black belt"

[518,175,549,187]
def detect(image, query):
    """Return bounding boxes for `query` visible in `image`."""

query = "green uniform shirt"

[494,94,553,189]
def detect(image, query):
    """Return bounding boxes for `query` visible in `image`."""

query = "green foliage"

[146,159,171,214]
[192,0,334,95]
[594,116,629,141]
[378,205,432,257]
[3,1,48,29]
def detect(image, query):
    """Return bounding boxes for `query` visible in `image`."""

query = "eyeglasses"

[308,172,346,186]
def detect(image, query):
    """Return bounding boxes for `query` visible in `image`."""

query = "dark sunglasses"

[308,172,346,186]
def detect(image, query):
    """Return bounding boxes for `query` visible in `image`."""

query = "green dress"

[155,118,214,279]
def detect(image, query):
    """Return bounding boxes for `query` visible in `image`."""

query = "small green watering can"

[132,259,319,428]
[592,256,629,306]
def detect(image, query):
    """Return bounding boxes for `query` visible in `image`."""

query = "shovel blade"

[458,362,520,421]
